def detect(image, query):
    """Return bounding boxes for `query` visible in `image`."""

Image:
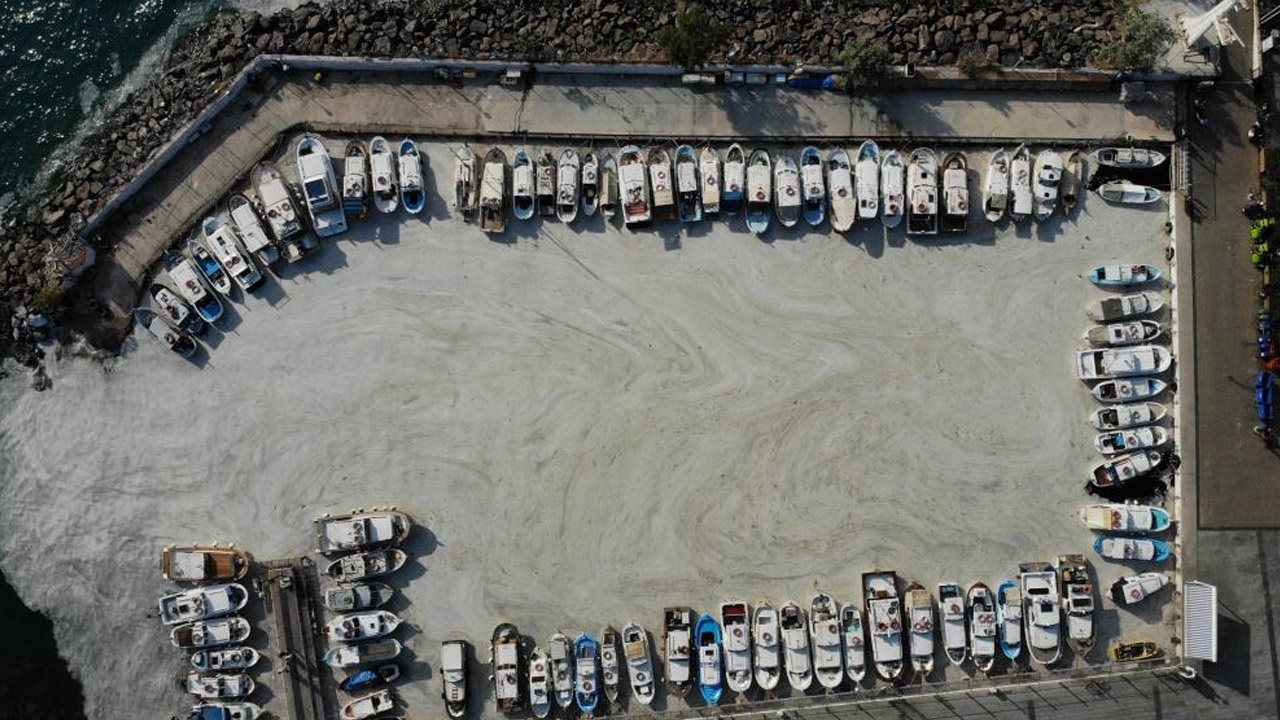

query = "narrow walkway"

[86,67,1175,344]
[264,558,333,720]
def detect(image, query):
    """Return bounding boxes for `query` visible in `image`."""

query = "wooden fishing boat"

[719,601,752,695]
[722,143,746,215]
[557,149,580,224]
[904,583,935,677]
[622,622,655,705]
[700,146,721,217]
[161,545,249,583]
[937,583,967,667]
[581,151,600,217]
[536,151,556,217]
[134,308,197,358]
[827,147,856,233]
[480,147,507,234]
[880,149,904,228]
[966,583,998,674]
[1056,554,1096,656]
[314,509,413,554]
[492,623,525,713]
[369,136,399,215]
[779,601,813,691]
[863,571,904,682]
[619,145,651,228]
[694,615,723,705]
[227,194,280,270]
[839,603,866,683]
[662,607,694,697]
[1078,503,1172,533]
[600,153,618,220]
[940,151,968,233]
[1019,563,1062,667]
[1097,181,1163,204]
[453,144,478,219]
[343,140,369,220]
[1062,150,1082,213]
[810,592,843,690]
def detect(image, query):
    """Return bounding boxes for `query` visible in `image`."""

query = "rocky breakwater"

[1,0,1121,362]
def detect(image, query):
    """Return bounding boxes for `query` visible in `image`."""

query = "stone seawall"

[0,0,1123,360]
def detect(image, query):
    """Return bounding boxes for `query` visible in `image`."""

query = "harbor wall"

[0,0,1140,362]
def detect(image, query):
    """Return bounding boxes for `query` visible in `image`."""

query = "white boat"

[251,162,313,262]
[880,150,905,228]
[676,144,702,223]
[1019,563,1062,667]
[296,134,348,237]
[1086,319,1163,346]
[134,307,197,358]
[1109,572,1170,605]
[779,601,813,691]
[187,236,232,297]
[549,632,574,708]
[1096,536,1171,562]
[722,143,746,215]
[600,153,618,221]
[528,648,552,718]
[746,148,772,235]
[324,610,402,643]
[202,216,263,293]
[1093,427,1169,455]
[1033,148,1063,221]
[940,152,968,233]
[189,702,263,720]
[165,252,224,324]
[441,639,468,719]
[1093,147,1167,169]
[323,639,402,669]
[186,672,254,700]
[839,604,866,683]
[863,571,904,681]
[905,584,935,676]
[171,617,251,649]
[752,603,781,691]
[149,282,204,336]
[227,195,279,270]
[398,138,426,215]
[314,510,413,554]
[191,647,260,672]
[601,626,621,704]
[492,623,523,713]
[1079,503,1173,533]
[649,147,676,222]
[719,601,753,694]
[454,144,478,219]
[480,147,507,234]
[340,688,395,720]
[1057,555,1096,656]
[343,140,369,220]
[700,146,721,216]
[996,580,1022,661]
[1062,150,1082,213]
[1091,403,1168,432]
[1091,450,1164,490]
[966,583,998,674]
[535,151,556,217]
[1076,345,1173,380]
[827,148,856,232]
[1087,292,1164,322]
[810,593,843,690]
[856,140,880,221]
[581,151,600,217]
[1094,377,1168,403]
[324,549,408,583]
[774,154,801,228]
[800,146,826,227]
[662,607,694,697]
[1088,263,1162,287]
[619,145,651,228]
[1009,144,1033,221]
[370,136,399,214]
[984,148,1009,222]
[906,147,939,236]
[557,148,580,224]
[1097,181,1163,204]
[513,150,536,221]
[937,583,967,667]
[621,622,655,705]
[159,583,249,625]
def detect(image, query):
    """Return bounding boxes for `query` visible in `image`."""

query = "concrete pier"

[262,558,335,720]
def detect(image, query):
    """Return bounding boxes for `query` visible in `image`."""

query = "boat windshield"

[305,178,331,207]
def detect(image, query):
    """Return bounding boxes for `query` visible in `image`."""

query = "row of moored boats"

[1075,265,1176,499]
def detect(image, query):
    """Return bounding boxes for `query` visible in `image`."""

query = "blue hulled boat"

[800,146,826,227]
[722,143,745,215]
[695,614,723,706]
[995,579,1022,661]
[399,138,426,215]
[574,633,599,714]
[512,150,536,221]
[1087,264,1162,287]
[746,149,772,235]
[1092,536,1172,563]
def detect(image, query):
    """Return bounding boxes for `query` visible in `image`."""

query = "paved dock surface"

[264,558,334,720]
[86,68,1174,338]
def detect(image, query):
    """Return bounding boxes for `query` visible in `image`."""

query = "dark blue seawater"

[0,0,224,207]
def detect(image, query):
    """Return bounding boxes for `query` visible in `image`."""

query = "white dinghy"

[719,601,753,695]
[779,601,813,691]
[1009,144,1033,221]
[839,603,866,684]
[810,593,843,690]
[622,621,656,705]
[984,148,1009,222]
[369,136,399,214]
[856,140,881,221]
[827,147,856,232]
[752,603,782,691]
